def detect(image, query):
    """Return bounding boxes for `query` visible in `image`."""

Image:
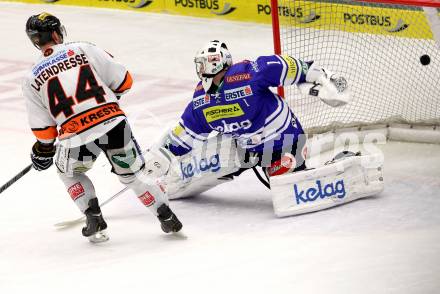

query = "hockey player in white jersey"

[145,40,383,217]
[23,13,182,242]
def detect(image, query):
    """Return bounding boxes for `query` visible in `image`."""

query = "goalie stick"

[54,186,129,228]
[0,164,33,194]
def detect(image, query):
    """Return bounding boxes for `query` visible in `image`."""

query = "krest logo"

[174,0,236,15]
[180,154,221,180]
[224,85,253,101]
[294,179,346,205]
[203,103,244,123]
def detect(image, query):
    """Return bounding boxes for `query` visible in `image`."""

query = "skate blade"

[164,230,188,240]
[88,230,109,243]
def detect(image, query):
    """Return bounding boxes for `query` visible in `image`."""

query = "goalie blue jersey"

[168,55,310,156]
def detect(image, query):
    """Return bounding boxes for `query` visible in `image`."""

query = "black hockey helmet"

[25,12,66,49]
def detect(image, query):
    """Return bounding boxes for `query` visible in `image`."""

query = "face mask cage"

[194,54,223,80]
[194,56,206,80]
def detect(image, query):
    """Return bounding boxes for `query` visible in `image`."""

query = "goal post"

[270,0,440,142]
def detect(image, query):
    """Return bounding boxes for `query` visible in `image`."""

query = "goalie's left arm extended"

[298,63,351,107]
[253,55,351,107]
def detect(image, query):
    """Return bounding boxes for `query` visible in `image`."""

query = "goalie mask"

[26,12,66,49]
[194,40,232,92]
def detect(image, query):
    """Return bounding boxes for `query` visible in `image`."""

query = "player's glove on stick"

[31,141,56,171]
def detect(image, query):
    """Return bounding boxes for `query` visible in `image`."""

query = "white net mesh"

[275,0,440,134]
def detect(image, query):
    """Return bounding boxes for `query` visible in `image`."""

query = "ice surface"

[0,3,439,294]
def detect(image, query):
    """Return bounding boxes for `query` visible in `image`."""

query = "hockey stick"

[54,186,129,228]
[0,164,33,194]
[252,167,271,190]
[54,147,155,228]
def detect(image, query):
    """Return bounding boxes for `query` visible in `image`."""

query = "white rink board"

[0,3,440,294]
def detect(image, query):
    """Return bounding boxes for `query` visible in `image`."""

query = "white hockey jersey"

[23,41,133,147]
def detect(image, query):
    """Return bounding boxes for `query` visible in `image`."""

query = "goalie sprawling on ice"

[146,40,384,217]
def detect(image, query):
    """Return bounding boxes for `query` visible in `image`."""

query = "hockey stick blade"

[54,186,129,228]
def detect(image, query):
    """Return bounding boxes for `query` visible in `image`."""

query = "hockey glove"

[31,141,56,171]
[300,64,351,107]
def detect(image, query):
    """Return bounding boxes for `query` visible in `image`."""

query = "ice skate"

[157,204,183,233]
[82,198,109,243]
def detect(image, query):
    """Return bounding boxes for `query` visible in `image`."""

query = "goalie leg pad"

[270,154,384,217]
[166,135,241,199]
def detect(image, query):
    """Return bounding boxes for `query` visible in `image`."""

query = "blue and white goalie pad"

[145,134,242,200]
[270,152,384,217]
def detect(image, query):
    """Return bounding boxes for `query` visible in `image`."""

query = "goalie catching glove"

[298,63,351,107]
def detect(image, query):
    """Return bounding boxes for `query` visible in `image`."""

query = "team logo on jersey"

[32,50,69,76]
[203,103,244,123]
[44,48,53,57]
[64,121,79,133]
[212,119,252,134]
[294,179,346,205]
[193,94,211,109]
[225,73,251,83]
[224,85,253,101]
[59,103,124,139]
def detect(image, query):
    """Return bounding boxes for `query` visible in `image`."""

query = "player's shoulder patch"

[192,93,210,110]
[224,61,254,84]
[225,72,252,84]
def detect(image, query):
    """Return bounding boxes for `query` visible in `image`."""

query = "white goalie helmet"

[194,40,233,91]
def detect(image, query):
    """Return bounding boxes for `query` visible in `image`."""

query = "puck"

[420,54,431,65]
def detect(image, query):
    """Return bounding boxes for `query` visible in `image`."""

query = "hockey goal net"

[271,0,440,136]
